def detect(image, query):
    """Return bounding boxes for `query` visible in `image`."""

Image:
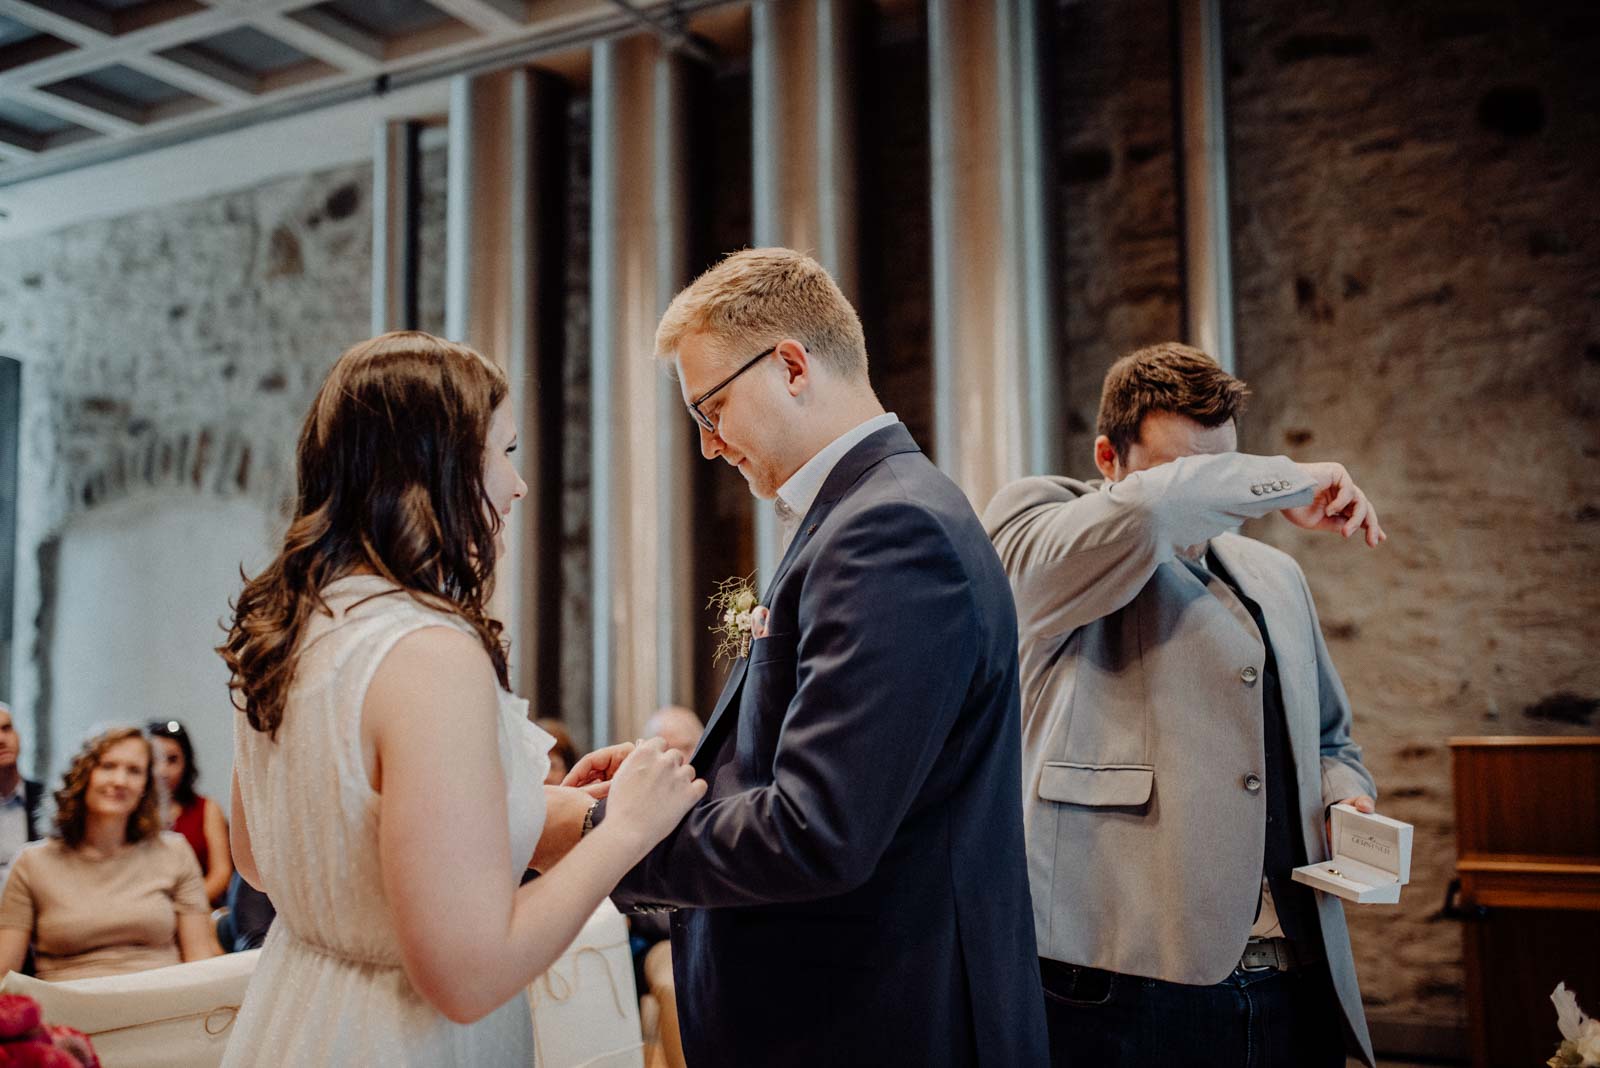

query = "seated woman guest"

[146,719,232,905]
[0,726,222,980]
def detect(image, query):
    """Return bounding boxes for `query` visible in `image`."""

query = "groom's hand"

[562,742,637,797]
[530,786,596,872]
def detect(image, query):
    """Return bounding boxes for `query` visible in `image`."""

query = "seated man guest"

[0,726,222,980]
[985,343,1386,1067]
[147,720,232,905]
[643,707,701,762]
[222,871,275,952]
[0,703,44,889]
[632,706,703,1068]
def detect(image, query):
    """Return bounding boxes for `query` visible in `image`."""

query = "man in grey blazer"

[984,343,1387,1067]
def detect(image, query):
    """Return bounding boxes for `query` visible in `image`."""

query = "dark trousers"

[1041,957,1348,1068]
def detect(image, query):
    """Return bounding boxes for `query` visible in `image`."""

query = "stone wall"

[1226,0,1600,1039]
[0,160,375,777]
[1050,0,1185,473]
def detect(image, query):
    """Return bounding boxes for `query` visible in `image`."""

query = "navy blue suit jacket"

[607,424,1047,1067]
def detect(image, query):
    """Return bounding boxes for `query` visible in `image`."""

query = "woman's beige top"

[0,832,208,980]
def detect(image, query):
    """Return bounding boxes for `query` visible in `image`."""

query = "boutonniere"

[709,574,769,661]
[1549,983,1600,1066]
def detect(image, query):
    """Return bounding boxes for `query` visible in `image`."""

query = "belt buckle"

[1238,938,1281,973]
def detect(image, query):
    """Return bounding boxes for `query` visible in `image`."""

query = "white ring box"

[1291,803,1413,904]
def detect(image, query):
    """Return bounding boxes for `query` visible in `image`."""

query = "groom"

[593,248,1047,1066]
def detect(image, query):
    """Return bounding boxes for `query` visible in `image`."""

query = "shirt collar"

[774,412,899,532]
[0,779,25,806]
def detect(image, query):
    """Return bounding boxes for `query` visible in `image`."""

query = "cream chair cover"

[529,898,644,1068]
[0,949,259,1068]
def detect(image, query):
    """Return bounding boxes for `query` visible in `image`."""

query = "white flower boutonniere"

[1550,983,1600,1067]
[708,574,769,661]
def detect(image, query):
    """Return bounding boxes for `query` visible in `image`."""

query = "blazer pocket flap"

[749,631,798,663]
[1038,763,1154,806]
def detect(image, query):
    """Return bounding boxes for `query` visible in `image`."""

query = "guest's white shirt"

[0,777,31,888]
[773,412,899,552]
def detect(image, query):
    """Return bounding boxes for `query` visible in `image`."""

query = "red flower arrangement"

[0,994,99,1067]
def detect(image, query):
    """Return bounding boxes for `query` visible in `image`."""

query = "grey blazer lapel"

[1208,537,1319,764]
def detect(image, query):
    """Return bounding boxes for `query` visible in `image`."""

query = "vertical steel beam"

[371,118,420,334]
[443,70,557,708]
[654,54,697,715]
[592,34,693,747]
[928,0,1056,512]
[1178,0,1237,373]
[750,0,859,589]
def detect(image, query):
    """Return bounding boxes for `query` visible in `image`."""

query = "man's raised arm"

[983,452,1315,640]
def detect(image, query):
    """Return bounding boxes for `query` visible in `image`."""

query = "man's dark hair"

[1096,342,1251,461]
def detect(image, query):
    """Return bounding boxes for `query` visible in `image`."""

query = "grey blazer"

[983,451,1377,1067]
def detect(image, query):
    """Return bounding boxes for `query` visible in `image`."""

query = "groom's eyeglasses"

[687,346,777,432]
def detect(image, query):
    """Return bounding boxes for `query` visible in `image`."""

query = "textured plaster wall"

[0,160,375,778]
[1225,0,1600,1035]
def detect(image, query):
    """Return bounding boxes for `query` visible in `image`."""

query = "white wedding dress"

[222,575,552,1066]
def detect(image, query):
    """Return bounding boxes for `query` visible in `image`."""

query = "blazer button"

[1244,773,1263,793]
[1240,666,1259,685]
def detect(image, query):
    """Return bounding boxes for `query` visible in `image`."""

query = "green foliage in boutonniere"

[708,573,760,662]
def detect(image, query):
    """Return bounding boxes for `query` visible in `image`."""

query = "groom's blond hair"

[655,248,868,381]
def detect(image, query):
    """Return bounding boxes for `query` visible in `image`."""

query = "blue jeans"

[1041,957,1348,1068]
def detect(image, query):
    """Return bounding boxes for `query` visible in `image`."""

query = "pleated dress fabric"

[222,576,551,1067]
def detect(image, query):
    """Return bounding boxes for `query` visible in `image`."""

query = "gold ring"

[1326,867,1343,877]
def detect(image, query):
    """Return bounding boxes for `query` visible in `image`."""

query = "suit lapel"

[692,423,923,765]
[691,657,750,768]
[759,422,921,604]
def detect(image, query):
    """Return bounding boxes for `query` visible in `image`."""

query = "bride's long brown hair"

[221,331,511,737]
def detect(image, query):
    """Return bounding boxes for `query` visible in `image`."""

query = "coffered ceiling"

[0,0,726,185]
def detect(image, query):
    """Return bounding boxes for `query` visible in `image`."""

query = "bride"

[217,331,704,1065]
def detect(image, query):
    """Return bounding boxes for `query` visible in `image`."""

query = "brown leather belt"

[1237,936,1317,973]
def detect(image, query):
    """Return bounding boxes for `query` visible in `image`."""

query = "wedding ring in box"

[1291,804,1413,904]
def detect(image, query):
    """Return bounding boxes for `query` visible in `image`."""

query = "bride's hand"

[604,738,706,851]
[561,742,636,797]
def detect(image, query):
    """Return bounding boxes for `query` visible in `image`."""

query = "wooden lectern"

[1450,737,1600,1068]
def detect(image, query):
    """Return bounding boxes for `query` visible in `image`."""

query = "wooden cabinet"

[1450,737,1600,1068]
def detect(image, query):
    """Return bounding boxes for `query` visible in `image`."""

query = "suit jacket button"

[1240,666,1259,685]
[1244,773,1263,793]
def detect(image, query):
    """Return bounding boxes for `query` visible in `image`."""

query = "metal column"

[443,69,562,710]
[371,119,421,334]
[591,34,694,746]
[928,0,1056,512]
[1178,0,1237,373]
[749,0,859,590]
